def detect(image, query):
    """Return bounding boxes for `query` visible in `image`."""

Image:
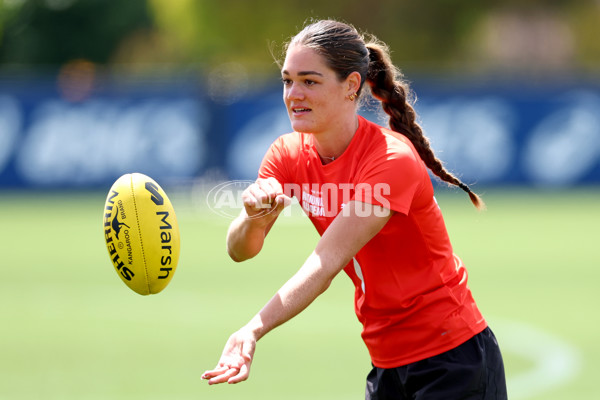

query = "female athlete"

[202,19,507,399]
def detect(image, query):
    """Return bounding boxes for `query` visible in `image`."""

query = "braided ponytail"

[365,41,485,210]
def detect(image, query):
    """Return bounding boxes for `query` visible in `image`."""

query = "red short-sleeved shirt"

[259,116,487,368]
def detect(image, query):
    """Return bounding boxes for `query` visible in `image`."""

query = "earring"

[348,93,357,101]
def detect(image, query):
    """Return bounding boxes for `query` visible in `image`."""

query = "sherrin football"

[102,173,180,295]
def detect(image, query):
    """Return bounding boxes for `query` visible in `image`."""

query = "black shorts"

[365,327,507,400]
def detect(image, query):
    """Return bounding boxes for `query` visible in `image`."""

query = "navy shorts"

[365,327,507,400]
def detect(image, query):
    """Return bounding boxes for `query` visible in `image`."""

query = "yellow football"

[102,173,180,295]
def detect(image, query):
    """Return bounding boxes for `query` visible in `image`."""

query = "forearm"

[203,202,392,386]
[244,251,340,341]
[226,212,271,262]
[226,178,291,262]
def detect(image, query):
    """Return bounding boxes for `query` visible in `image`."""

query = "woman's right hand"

[242,177,291,224]
[226,177,292,262]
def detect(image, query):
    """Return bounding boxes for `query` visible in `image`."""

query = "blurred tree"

[0,0,598,76]
[143,0,490,74]
[0,0,153,66]
[567,2,600,72]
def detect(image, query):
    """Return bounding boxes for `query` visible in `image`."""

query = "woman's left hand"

[201,328,256,385]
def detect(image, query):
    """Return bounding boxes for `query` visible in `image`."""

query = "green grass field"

[0,186,598,399]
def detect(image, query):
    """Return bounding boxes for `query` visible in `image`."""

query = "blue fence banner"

[1,75,599,188]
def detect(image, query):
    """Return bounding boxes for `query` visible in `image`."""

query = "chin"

[290,121,314,134]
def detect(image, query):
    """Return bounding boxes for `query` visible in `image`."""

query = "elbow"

[323,276,334,292]
[314,273,335,296]
[226,231,262,263]
[229,254,244,263]
[227,247,246,263]
[307,251,342,294]
[227,245,255,263]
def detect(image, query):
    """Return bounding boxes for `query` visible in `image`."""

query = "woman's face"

[281,45,353,135]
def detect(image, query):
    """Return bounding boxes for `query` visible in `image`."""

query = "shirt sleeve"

[258,137,284,179]
[352,140,424,215]
[257,134,297,198]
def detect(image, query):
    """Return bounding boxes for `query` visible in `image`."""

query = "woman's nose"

[285,83,304,101]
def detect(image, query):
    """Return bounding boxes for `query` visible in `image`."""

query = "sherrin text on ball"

[103,173,180,295]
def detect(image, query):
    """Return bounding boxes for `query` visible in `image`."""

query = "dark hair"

[285,19,485,210]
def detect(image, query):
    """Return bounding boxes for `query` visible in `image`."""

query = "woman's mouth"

[292,107,311,115]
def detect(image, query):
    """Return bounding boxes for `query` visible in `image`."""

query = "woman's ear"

[346,71,362,96]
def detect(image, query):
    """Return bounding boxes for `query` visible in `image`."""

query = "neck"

[313,115,359,162]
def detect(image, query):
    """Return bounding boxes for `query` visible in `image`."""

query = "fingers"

[243,178,291,217]
[201,360,251,385]
[227,362,250,384]
[202,365,243,385]
[275,193,292,208]
[201,365,228,381]
[244,178,281,209]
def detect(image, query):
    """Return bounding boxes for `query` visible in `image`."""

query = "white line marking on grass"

[493,318,583,400]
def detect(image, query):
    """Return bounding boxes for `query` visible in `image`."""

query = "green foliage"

[144,0,490,72]
[1,0,599,74]
[0,0,153,65]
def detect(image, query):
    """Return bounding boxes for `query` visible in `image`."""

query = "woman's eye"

[281,78,317,87]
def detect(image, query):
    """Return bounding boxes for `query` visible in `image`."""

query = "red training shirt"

[258,116,487,368]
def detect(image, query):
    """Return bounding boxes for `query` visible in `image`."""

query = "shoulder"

[272,131,305,152]
[260,131,307,181]
[266,131,305,160]
[358,117,421,164]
